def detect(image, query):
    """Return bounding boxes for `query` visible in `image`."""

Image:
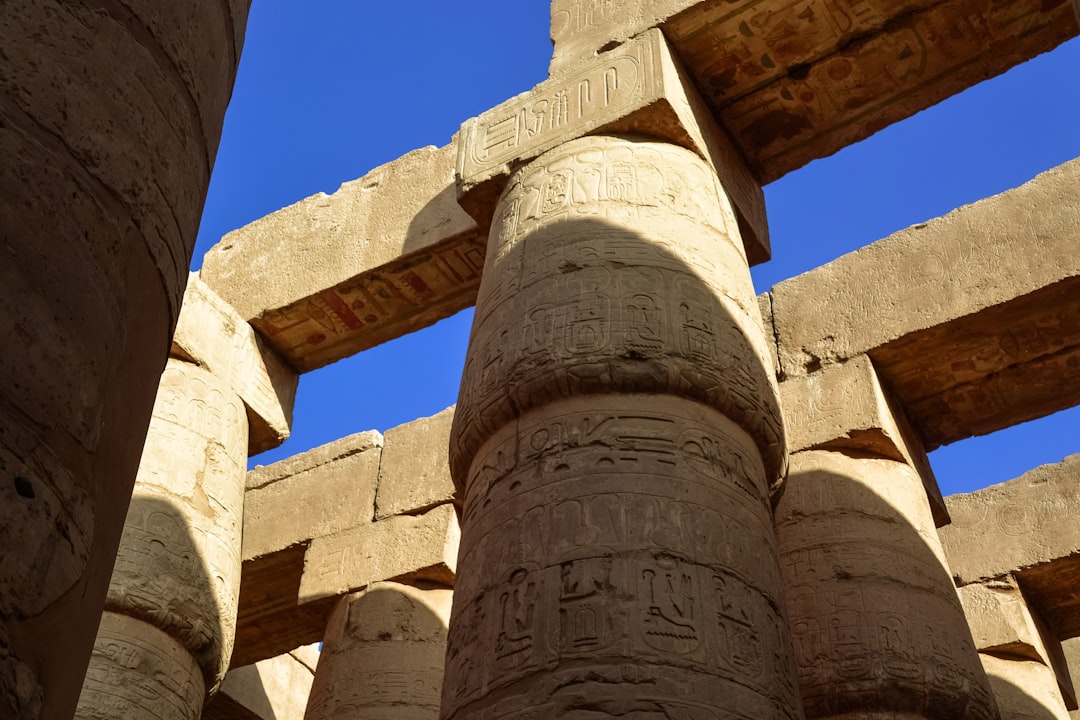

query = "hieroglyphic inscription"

[775,451,997,718]
[451,137,783,488]
[444,397,800,719]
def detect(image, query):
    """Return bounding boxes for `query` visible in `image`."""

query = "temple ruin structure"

[3,1,1079,718]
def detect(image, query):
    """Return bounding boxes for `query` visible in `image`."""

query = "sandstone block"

[203,644,318,720]
[375,406,456,520]
[299,504,459,604]
[305,583,451,720]
[939,454,1080,638]
[457,28,769,264]
[779,354,947,525]
[982,654,1071,720]
[1067,637,1080,719]
[771,158,1080,449]
[172,273,297,455]
[243,431,383,561]
[200,144,482,371]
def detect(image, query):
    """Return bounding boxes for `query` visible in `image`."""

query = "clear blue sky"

[194,2,1080,496]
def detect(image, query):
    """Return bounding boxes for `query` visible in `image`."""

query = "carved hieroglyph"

[77,360,248,718]
[305,582,452,720]
[444,136,799,719]
[774,450,997,719]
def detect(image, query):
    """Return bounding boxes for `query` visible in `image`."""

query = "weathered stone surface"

[775,450,996,718]
[771,158,1080,450]
[299,504,459,604]
[203,644,318,720]
[982,654,1071,720]
[200,144,483,372]
[445,136,798,719]
[779,354,948,526]
[244,431,383,560]
[375,406,457,520]
[76,612,206,720]
[458,29,769,265]
[549,0,1077,181]
[305,583,452,720]
[1067,637,1080,719]
[172,273,297,455]
[939,454,1080,638]
[103,360,248,694]
[1,2,248,717]
[958,578,1076,711]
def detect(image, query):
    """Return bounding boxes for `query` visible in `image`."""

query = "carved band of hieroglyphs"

[775,451,998,719]
[459,43,656,180]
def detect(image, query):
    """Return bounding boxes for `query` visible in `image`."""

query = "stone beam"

[233,421,460,668]
[199,144,483,372]
[172,273,297,455]
[769,157,1080,451]
[938,454,1080,639]
[457,28,770,265]
[778,353,948,526]
[203,644,318,720]
[548,0,1077,181]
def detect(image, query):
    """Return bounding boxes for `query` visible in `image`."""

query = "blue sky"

[194,2,1080,495]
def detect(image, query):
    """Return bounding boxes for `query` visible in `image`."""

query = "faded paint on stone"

[774,450,997,718]
[444,136,798,720]
[172,273,297,455]
[375,406,457,520]
[305,583,452,720]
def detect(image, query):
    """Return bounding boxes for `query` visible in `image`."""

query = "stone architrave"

[172,273,298,455]
[774,450,998,718]
[768,158,1080,450]
[981,655,1071,720]
[203,644,319,720]
[938,454,1080,637]
[304,582,453,720]
[443,136,800,719]
[375,406,457,519]
[200,144,483,372]
[76,359,249,718]
[0,3,249,717]
[457,28,770,265]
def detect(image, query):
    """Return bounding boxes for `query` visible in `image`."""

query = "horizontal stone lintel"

[458,27,770,265]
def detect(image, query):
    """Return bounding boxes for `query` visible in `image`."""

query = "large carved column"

[772,358,998,718]
[76,360,248,719]
[0,4,249,718]
[305,582,453,719]
[444,135,800,718]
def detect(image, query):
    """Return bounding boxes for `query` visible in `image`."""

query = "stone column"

[304,582,453,720]
[76,359,248,719]
[774,450,998,719]
[0,4,249,718]
[444,135,799,718]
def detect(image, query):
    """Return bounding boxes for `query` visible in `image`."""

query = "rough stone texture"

[938,454,1080,638]
[0,3,248,717]
[548,0,1077,181]
[981,654,1071,720]
[375,406,457,520]
[233,502,459,669]
[957,578,1076,711]
[459,29,769,265]
[203,644,318,720]
[775,450,997,718]
[76,612,206,720]
[200,144,482,372]
[172,273,297,455]
[444,136,799,720]
[244,431,383,560]
[78,359,248,716]
[779,354,948,526]
[771,158,1080,451]
[1067,637,1080,720]
[300,504,460,603]
[305,583,452,720]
